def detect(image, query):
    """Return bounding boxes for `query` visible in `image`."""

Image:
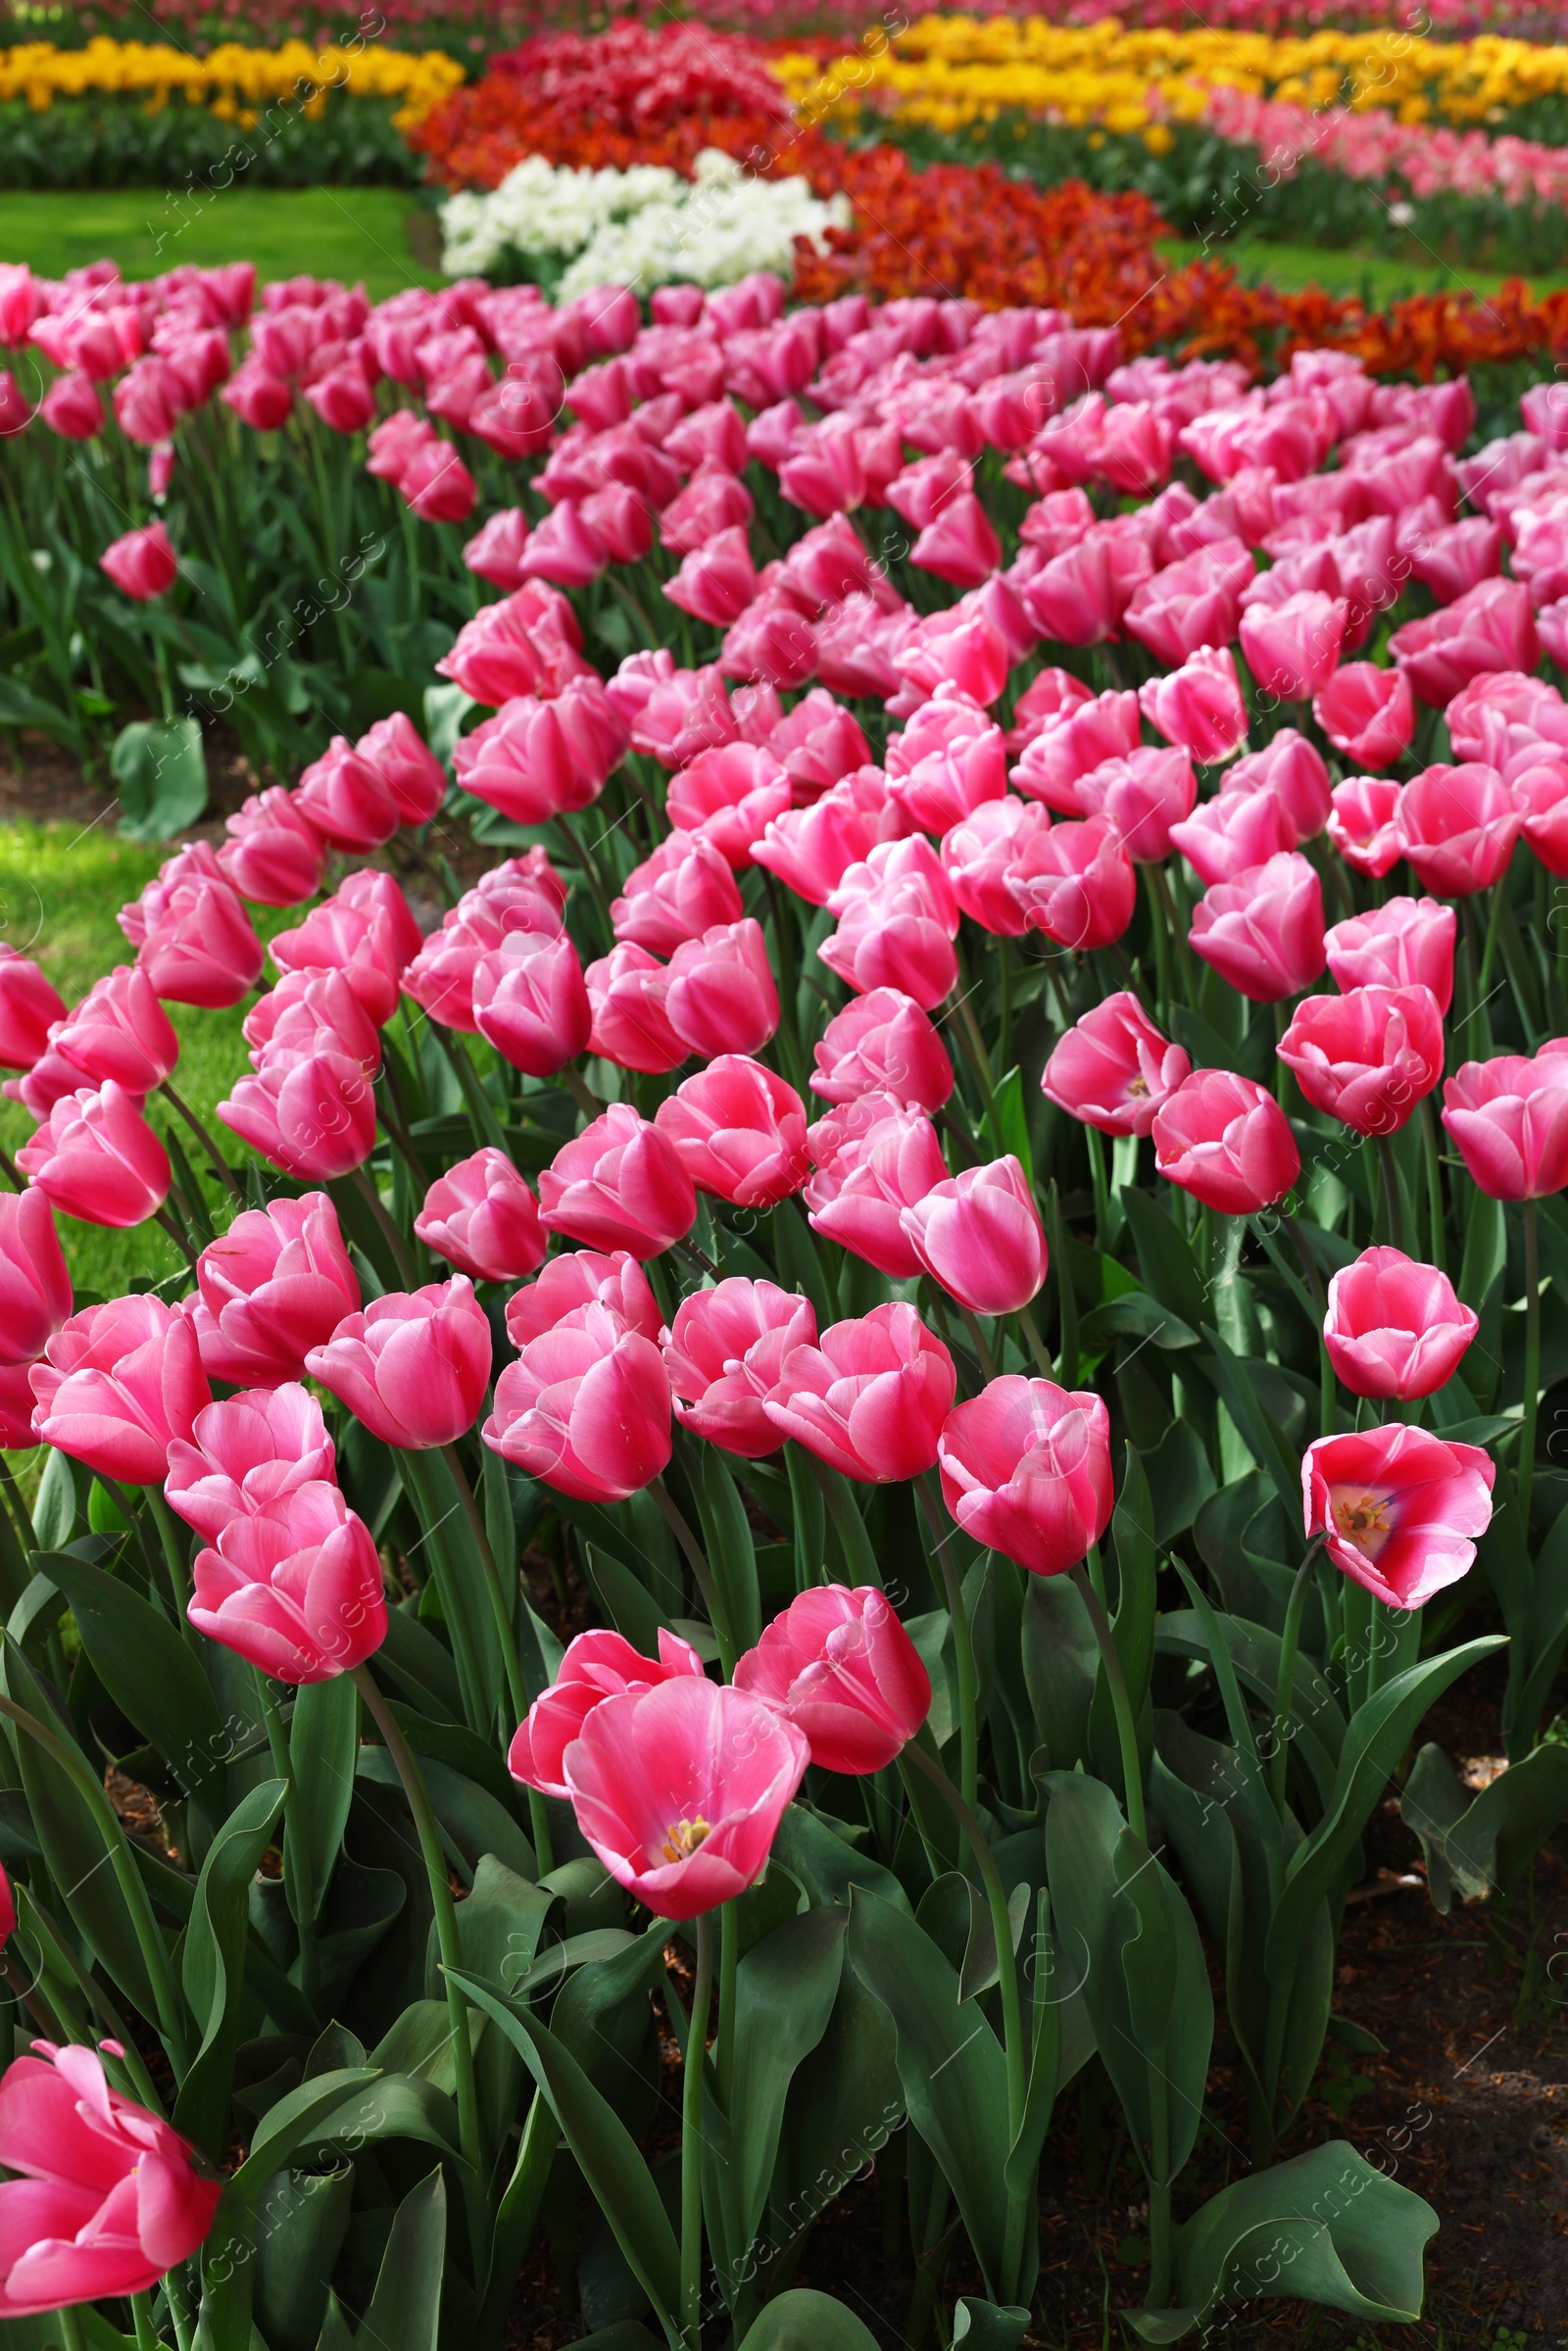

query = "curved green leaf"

[174,1778,286,2159]
[738,2289,879,2350]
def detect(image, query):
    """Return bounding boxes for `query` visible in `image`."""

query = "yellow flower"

[0,34,465,123]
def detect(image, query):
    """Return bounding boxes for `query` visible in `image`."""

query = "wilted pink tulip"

[901,1153,1049,1315]
[484,1299,671,1502]
[472,931,592,1077]
[809,987,954,1114]
[219,789,328,906]
[0,949,67,1069]
[1302,1423,1494,1608]
[664,919,779,1059]
[655,1056,809,1208]
[0,1189,72,1367]
[184,1192,360,1386]
[165,1383,335,1541]
[1279,984,1445,1136]
[1190,852,1326,1003]
[1074,745,1197,864]
[937,1375,1112,1577]
[539,1102,697,1257]
[1152,1068,1301,1213]
[508,1625,706,1798]
[505,1249,661,1351]
[138,877,264,1008]
[735,1585,931,1772]
[1240,589,1347,701]
[414,1148,546,1283]
[1328,775,1405,877]
[1011,814,1137,953]
[663,1280,817,1458]
[17,1080,171,1227]
[189,1480,387,1681]
[1326,896,1456,1013]
[763,1300,956,1483]
[612,831,743,956]
[821,837,960,1009]
[357,711,447,826]
[218,1048,376,1182]
[1397,762,1522,896]
[0,2044,220,2313]
[1390,576,1537,706]
[50,965,177,1096]
[29,1294,209,1484]
[1040,992,1191,1137]
[100,522,177,601]
[886,697,1007,834]
[1139,645,1249,765]
[562,1675,808,1919]
[1323,1247,1478,1401]
[666,743,792,870]
[294,738,399,853]
[1312,661,1416,770]
[306,1277,491,1449]
[1442,1042,1568,1199]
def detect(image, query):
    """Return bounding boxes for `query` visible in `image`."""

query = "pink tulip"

[1409,516,1501,606]
[886,697,1007,835]
[454,676,627,827]
[1325,896,1456,1014]
[183,1192,360,1387]
[508,1625,706,1798]
[539,1103,697,1257]
[937,1375,1112,1577]
[754,767,907,907]
[1011,689,1140,814]
[1328,775,1405,877]
[1040,991,1191,1137]
[0,1189,72,1366]
[357,711,447,826]
[663,1280,817,1458]
[584,943,686,1075]
[243,969,380,1081]
[218,1048,376,1182]
[1190,852,1326,1003]
[165,1382,335,1541]
[294,738,399,853]
[666,743,792,870]
[1023,525,1152,646]
[662,919,779,1060]
[50,965,177,1094]
[401,439,477,524]
[763,1300,956,1483]
[1278,984,1444,1137]
[29,1295,209,1484]
[1152,1068,1301,1214]
[1397,762,1522,896]
[414,1148,546,1284]
[809,987,954,1114]
[1168,786,1298,889]
[219,789,328,907]
[940,798,1050,938]
[894,610,1010,710]
[1302,1423,1494,1609]
[664,525,758,625]
[506,1249,661,1350]
[766,690,873,805]
[1323,1247,1478,1401]
[1005,814,1135,953]
[734,1585,931,1772]
[138,877,264,1008]
[1441,1043,1568,1199]
[806,1095,949,1278]
[40,370,104,440]
[17,1080,171,1227]
[1312,662,1416,769]
[1390,576,1538,706]
[1074,745,1197,865]
[472,931,592,1077]
[222,362,292,429]
[1139,645,1249,765]
[655,1056,809,1208]
[821,837,960,1010]
[1122,539,1252,665]
[100,522,177,602]
[269,898,408,1032]
[0,2044,220,2313]
[436,585,591,707]
[909,491,1001,588]
[901,1153,1048,1315]
[189,1480,388,1681]
[1240,590,1347,701]
[612,831,744,956]
[484,1299,671,1502]
[560,1675,808,1920]
[0,949,67,1068]
[306,1277,492,1449]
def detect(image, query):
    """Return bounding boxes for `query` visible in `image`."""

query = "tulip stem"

[159,1081,245,1205]
[58,2302,88,2351]
[1419,1098,1446,1275]
[914,1473,978,1824]
[554,809,615,942]
[681,1909,716,2351]
[676,1235,722,1282]
[153,1202,199,1271]
[953,984,1001,1140]
[1269,1542,1322,1819]
[957,1304,997,1382]
[251,1667,321,2012]
[1071,1563,1147,1846]
[1478,869,1509,1004]
[438,1442,531,1725]
[561,1062,602,1123]
[351,1665,483,2199]
[806,1457,882,1593]
[717,1900,738,2112]
[651,1478,735,1675]
[1375,1136,1406,1255]
[350,1164,416,1285]
[1280,1210,1335,1441]
[1521,1197,1542,1539]
[130,2295,162,2351]
[1016,1301,1056,1381]
[147,1488,203,1656]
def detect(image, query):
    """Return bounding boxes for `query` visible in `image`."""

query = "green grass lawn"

[0,186,445,299]
[1159,234,1568,303]
[0,821,276,1305]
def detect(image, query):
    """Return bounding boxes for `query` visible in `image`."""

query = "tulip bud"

[414,1147,547,1283]
[189,1480,388,1681]
[734,1586,931,1772]
[938,1375,1113,1576]
[1152,1068,1300,1214]
[0,1189,72,1367]
[1323,1247,1478,1401]
[763,1300,956,1483]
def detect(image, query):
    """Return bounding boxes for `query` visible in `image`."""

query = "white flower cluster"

[439,148,852,298]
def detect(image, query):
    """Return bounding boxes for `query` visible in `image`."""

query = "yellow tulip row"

[0,36,465,130]
[774,16,1568,133]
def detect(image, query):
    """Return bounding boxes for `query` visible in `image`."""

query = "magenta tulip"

[1397,762,1522,897]
[1152,1069,1301,1214]
[184,1192,360,1387]
[1328,775,1405,879]
[505,1249,662,1350]
[539,1103,697,1257]
[901,1154,1049,1316]
[189,1480,388,1681]
[1040,992,1191,1138]
[1139,645,1249,766]
[1278,985,1445,1137]
[612,831,744,956]
[17,1080,171,1227]
[29,1295,209,1484]
[219,789,327,907]
[655,1056,809,1209]
[1441,1043,1568,1199]
[218,1048,375,1182]
[1323,1247,1478,1401]
[472,931,592,1077]
[806,1096,950,1279]
[1190,852,1326,1004]
[0,949,67,1069]
[1325,896,1455,1014]
[50,965,178,1095]
[165,1382,335,1541]
[734,1586,931,1772]
[100,522,177,602]
[1302,1423,1494,1608]
[306,1278,492,1449]
[937,1375,1113,1576]
[1312,662,1415,770]
[663,919,779,1060]
[508,1626,707,1799]
[809,988,954,1114]
[293,738,399,854]
[483,1299,672,1502]
[664,1280,817,1458]
[414,1148,546,1284]
[763,1300,956,1484]
[0,1189,72,1366]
